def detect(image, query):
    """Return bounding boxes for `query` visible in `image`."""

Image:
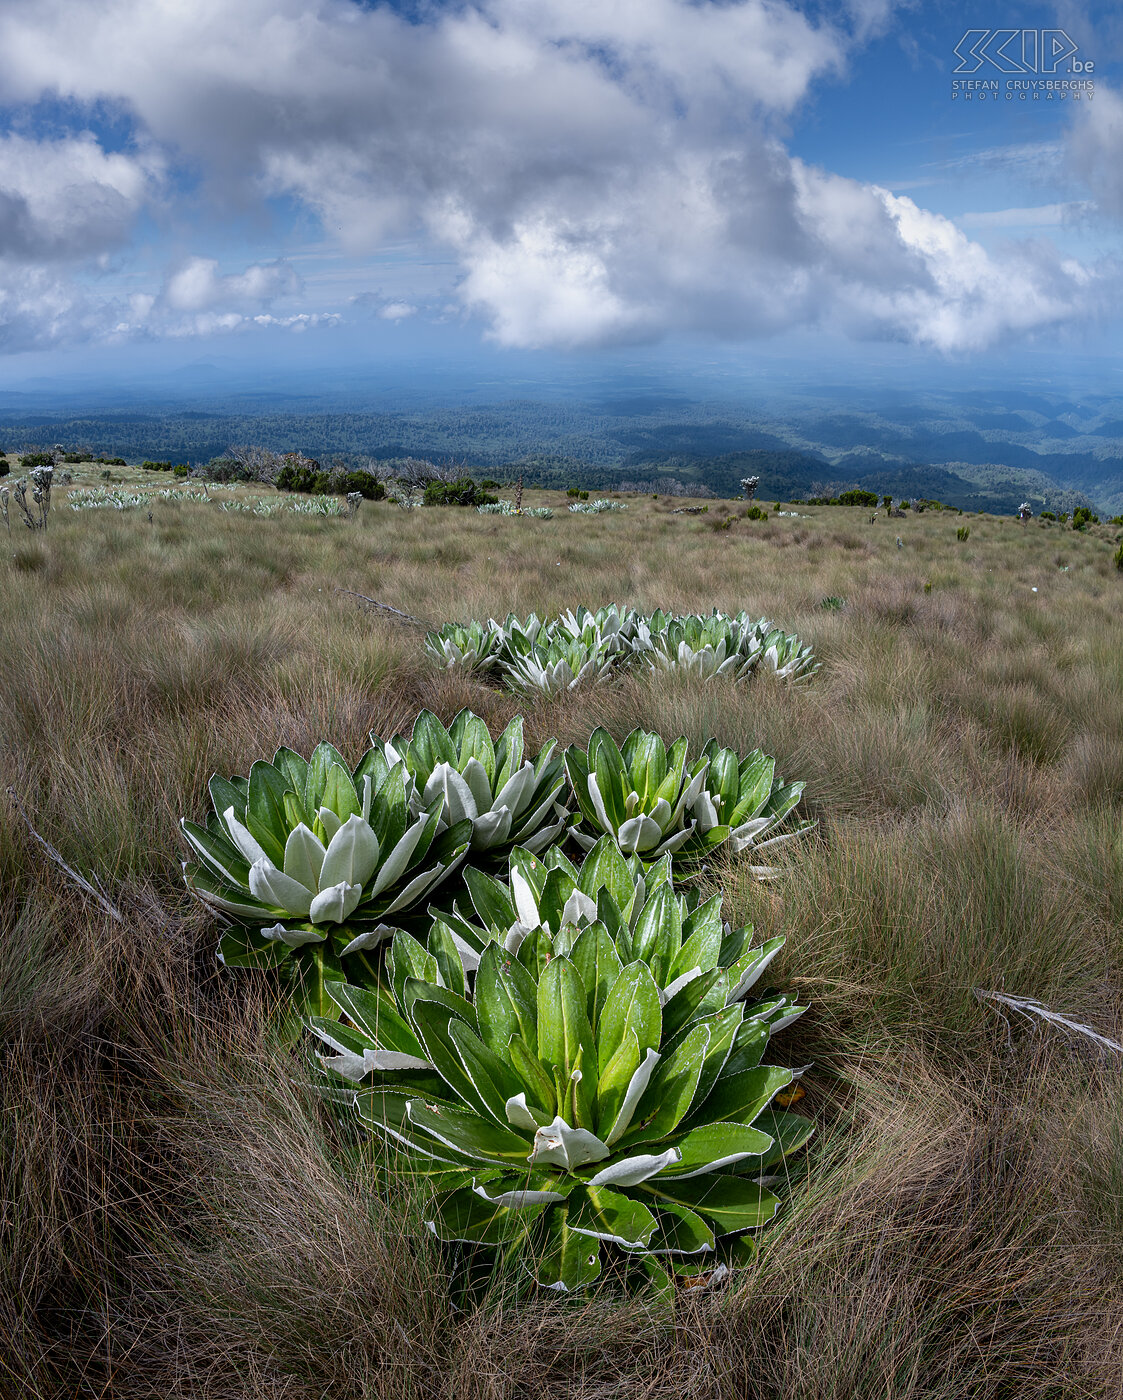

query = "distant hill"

[1,390,1117,513]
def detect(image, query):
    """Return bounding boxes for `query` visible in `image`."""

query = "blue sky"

[0,0,1120,396]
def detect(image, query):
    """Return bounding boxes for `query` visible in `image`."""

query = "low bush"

[276,461,332,495]
[423,476,497,507]
[957,526,970,541]
[335,470,386,501]
[19,451,55,469]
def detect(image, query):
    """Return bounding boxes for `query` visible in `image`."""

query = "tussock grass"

[2,493,1121,1397]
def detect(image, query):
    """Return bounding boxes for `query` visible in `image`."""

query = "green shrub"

[1072,506,1100,530]
[837,489,879,508]
[1114,542,1123,571]
[0,459,8,479]
[63,451,93,463]
[957,526,970,542]
[1040,511,1056,522]
[336,470,386,501]
[142,460,174,472]
[423,476,498,508]
[276,461,332,495]
[744,505,768,521]
[173,464,191,479]
[19,452,55,469]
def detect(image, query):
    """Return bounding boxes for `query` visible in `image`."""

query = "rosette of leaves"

[181,742,472,1013]
[423,620,502,675]
[307,841,810,1290]
[633,612,764,682]
[502,636,619,701]
[374,709,570,859]
[564,728,812,870]
[551,605,638,654]
[758,627,817,680]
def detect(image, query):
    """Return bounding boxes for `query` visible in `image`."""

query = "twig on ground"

[974,988,1123,1054]
[7,785,125,924]
[334,588,431,629]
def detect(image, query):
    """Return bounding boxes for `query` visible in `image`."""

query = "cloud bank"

[0,0,1115,355]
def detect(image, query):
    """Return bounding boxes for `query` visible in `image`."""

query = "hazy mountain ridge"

[1,383,1119,512]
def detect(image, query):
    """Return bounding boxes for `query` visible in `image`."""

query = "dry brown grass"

[2,492,1122,1398]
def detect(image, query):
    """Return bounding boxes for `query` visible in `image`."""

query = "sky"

[0,0,1121,396]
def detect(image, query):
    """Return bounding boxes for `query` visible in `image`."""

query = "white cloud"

[162,257,300,312]
[0,0,1114,355]
[0,131,160,261]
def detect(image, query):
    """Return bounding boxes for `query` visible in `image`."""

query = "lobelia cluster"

[426,604,817,699]
[182,710,815,1290]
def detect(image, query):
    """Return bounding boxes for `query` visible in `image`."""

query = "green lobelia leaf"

[321,762,362,824]
[289,942,346,1018]
[515,925,553,983]
[406,1099,531,1168]
[658,1122,773,1179]
[447,1018,526,1124]
[721,1017,770,1077]
[492,714,524,790]
[449,708,496,782]
[618,1021,710,1147]
[643,1202,715,1256]
[569,924,623,1033]
[427,1187,546,1245]
[566,1184,656,1249]
[647,1174,781,1237]
[669,894,723,983]
[273,748,310,812]
[181,818,250,889]
[746,1108,815,1173]
[661,969,725,1040]
[246,760,291,866]
[402,979,476,1034]
[388,930,440,1009]
[686,1064,792,1130]
[507,1033,557,1116]
[538,1205,603,1291]
[217,923,291,970]
[463,865,517,932]
[304,741,349,819]
[628,882,682,988]
[408,1000,493,1118]
[597,962,661,1075]
[537,956,596,1091]
[408,710,457,775]
[427,920,466,1000]
[208,773,248,825]
[576,833,634,913]
[324,982,425,1059]
[475,942,539,1056]
[594,1029,639,1140]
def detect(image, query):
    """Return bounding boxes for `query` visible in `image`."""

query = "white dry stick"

[7,785,125,924]
[974,989,1123,1054]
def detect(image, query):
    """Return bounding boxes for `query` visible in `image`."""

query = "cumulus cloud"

[161,257,300,313]
[0,131,159,261]
[0,0,1114,355]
